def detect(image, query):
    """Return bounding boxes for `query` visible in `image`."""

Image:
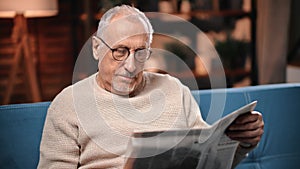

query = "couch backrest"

[0,83,300,169]
[192,83,300,169]
[0,102,50,169]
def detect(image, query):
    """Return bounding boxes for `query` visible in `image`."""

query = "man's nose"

[123,52,136,73]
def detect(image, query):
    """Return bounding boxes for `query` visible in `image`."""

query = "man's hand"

[226,111,264,148]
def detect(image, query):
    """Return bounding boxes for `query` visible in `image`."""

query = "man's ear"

[92,36,101,60]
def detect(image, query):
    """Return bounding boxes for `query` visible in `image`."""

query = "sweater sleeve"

[37,89,80,169]
[181,85,209,129]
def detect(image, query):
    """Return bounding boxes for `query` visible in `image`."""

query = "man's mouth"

[117,74,136,82]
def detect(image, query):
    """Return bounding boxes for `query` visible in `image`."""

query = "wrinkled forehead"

[101,15,150,46]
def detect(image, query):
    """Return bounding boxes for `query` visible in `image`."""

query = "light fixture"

[0,0,58,104]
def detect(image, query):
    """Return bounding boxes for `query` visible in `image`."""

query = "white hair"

[96,5,153,45]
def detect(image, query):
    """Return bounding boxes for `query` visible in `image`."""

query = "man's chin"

[112,84,135,96]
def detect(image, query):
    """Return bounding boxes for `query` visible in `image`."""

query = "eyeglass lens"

[112,47,150,62]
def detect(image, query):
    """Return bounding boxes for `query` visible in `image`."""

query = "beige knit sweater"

[38,72,248,169]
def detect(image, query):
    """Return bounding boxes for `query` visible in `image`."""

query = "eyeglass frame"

[94,36,152,63]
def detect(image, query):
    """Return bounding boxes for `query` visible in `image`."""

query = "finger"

[226,127,264,138]
[234,111,262,124]
[228,117,264,131]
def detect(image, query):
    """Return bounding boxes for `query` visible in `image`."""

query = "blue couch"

[1,83,300,169]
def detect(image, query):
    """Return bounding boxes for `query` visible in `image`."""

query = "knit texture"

[38,72,247,169]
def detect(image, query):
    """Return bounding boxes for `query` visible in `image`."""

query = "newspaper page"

[125,101,257,169]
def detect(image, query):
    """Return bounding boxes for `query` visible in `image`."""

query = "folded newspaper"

[125,101,257,169]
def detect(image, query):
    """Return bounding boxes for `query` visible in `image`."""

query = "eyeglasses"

[96,36,152,63]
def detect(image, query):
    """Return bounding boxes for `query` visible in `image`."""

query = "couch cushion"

[0,102,50,169]
[1,83,300,169]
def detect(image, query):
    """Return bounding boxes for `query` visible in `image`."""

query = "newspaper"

[125,101,257,169]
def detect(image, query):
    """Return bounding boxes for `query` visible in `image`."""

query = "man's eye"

[115,48,128,55]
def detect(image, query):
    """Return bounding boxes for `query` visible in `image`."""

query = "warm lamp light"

[0,0,58,104]
[0,0,58,18]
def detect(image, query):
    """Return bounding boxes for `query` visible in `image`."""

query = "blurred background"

[0,0,299,104]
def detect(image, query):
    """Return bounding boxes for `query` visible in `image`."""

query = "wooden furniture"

[2,15,41,104]
[0,0,59,104]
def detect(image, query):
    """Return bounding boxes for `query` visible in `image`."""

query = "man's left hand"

[226,111,264,148]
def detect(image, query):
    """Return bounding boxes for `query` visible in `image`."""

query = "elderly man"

[38,5,263,169]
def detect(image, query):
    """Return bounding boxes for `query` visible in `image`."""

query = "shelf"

[95,9,250,20]
[171,10,250,18]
